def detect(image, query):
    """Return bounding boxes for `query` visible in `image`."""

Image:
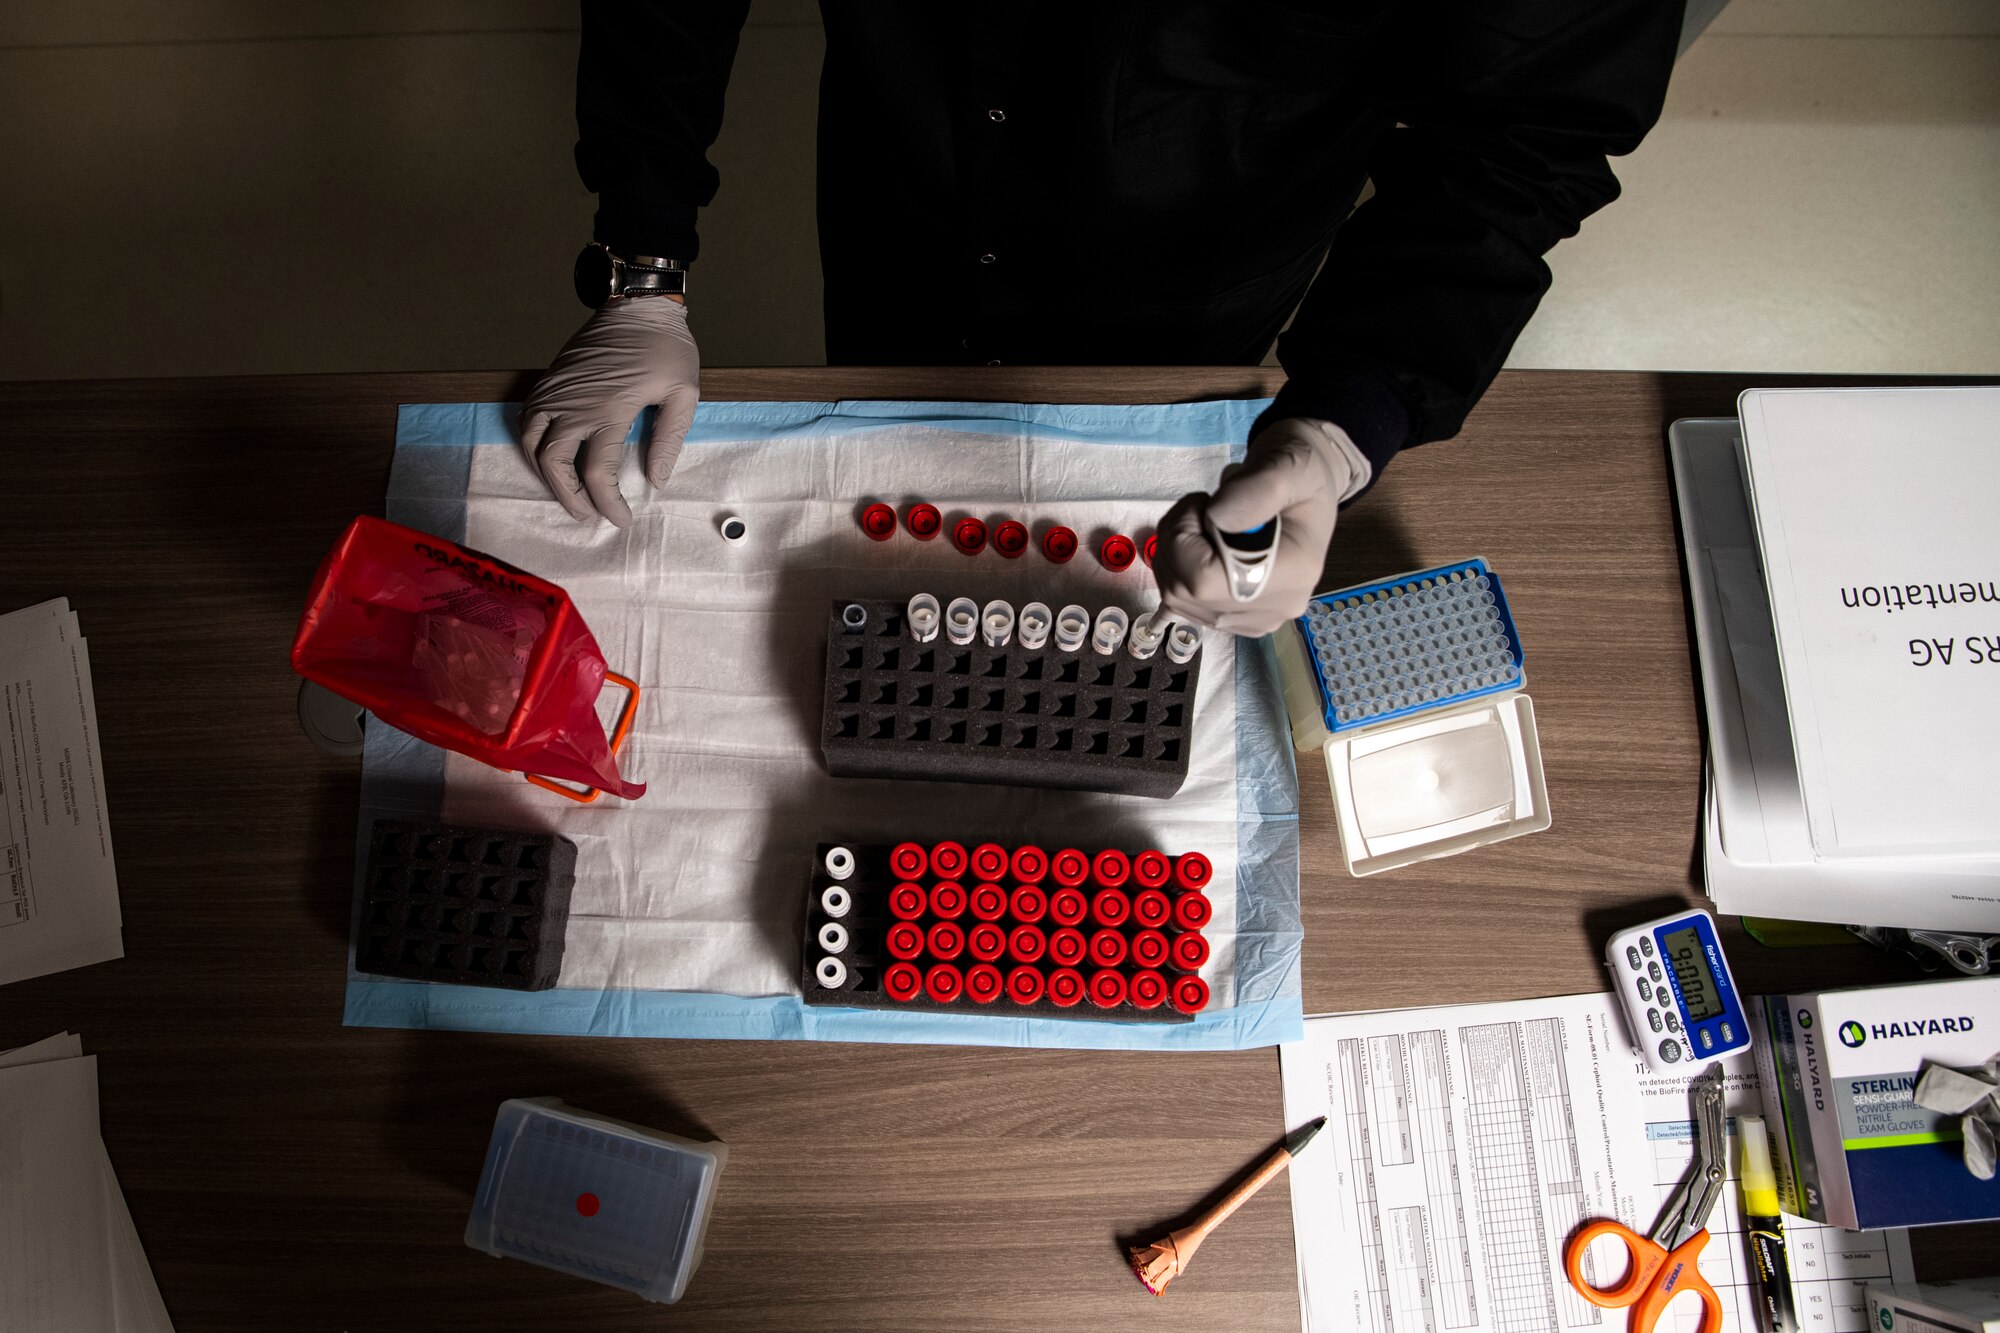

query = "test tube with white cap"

[814,955,849,989]
[817,921,849,954]
[823,846,856,881]
[1127,610,1166,660]
[1165,622,1202,664]
[981,599,1015,648]
[906,593,940,643]
[945,597,979,646]
[841,603,868,631]
[1054,604,1090,653]
[1091,606,1130,656]
[820,885,852,919]
[1018,602,1052,650]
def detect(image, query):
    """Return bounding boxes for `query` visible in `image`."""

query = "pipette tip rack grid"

[1297,558,1523,733]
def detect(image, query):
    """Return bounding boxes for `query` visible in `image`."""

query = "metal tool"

[1565,1064,1727,1333]
[1201,509,1280,602]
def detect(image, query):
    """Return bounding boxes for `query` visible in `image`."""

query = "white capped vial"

[907,593,941,643]
[1091,606,1130,656]
[841,603,868,632]
[823,846,856,881]
[1165,623,1201,664]
[981,599,1015,648]
[1054,604,1090,652]
[820,885,852,919]
[1128,611,1166,661]
[1018,602,1053,650]
[946,597,979,646]
[815,955,848,989]
[719,515,748,543]
[817,921,850,954]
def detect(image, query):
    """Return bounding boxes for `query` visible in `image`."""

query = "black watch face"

[572,246,614,309]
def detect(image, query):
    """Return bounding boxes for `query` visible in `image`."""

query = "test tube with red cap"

[931,841,969,880]
[890,842,929,880]
[1132,850,1171,889]
[925,962,965,1003]
[970,843,1010,882]
[951,516,988,555]
[1008,884,1047,923]
[1173,851,1212,891]
[1047,927,1087,969]
[886,921,925,961]
[859,502,898,541]
[969,882,1009,921]
[1087,969,1128,1008]
[884,961,923,1002]
[1171,975,1209,1014]
[1041,526,1078,564]
[1005,965,1045,1005]
[1099,534,1137,573]
[929,881,968,919]
[1048,887,1088,927]
[1132,888,1172,930]
[1050,848,1090,888]
[1088,928,1129,968]
[889,883,927,920]
[1047,967,1085,1007]
[1173,892,1212,931]
[1091,887,1131,929]
[1128,970,1168,1011]
[968,921,1007,962]
[1090,849,1131,889]
[926,920,965,960]
[905,503,942,540]
[1010,845,1049,883]
[965,963,1004,1004]
[1008,923,1047,964]
[1130,929,1170,970]
[992,520,1029,558]
[1170,930,1210,972]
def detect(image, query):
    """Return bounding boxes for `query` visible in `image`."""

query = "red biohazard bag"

[291,516,644,800]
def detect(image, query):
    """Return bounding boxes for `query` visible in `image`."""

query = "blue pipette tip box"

[465,1098,727,1304]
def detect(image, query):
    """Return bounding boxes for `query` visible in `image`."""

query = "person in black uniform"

[521,2,1683,634]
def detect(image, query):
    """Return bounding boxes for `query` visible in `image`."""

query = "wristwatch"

[572,243,688,309]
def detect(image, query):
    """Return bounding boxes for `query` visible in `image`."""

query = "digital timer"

[1605,908,1751,1072]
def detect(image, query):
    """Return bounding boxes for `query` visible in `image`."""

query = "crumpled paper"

[1913,1053,2000,1180]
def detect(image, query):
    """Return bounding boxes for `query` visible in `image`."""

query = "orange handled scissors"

[1564,1064,1727,1333]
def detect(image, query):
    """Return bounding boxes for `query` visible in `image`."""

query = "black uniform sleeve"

[574,0,754,263]
[1262,0,1684,483]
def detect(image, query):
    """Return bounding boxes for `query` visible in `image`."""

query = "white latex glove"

[519,296,699,527]
[1154,417,1360,636]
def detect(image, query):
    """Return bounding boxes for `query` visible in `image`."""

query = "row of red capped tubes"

[881,957,1207,1014]
[890,840,1210,892]
[859,504,1158,573]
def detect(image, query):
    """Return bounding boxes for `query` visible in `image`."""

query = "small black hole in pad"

[819,600,1200,798]
[841,646,863,669]
[355,820,575,992]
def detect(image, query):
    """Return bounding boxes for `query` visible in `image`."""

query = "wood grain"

[0,367,1991,1330]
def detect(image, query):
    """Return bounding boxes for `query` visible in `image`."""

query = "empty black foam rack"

[354,820,576,991]
[819,599,1201,799]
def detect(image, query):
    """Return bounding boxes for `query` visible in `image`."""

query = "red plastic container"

[1132,849,1172,889]
[1088,928,1129,968]
[929,880,968,920]
[1173,851,1212,891]
[967,921,1007,963]
[1007,884,1048,923]
[1047,967,1085,1007]
[884,961,923,1002]
[1007,923,1048,964]
[965,962,1004,1004]
[925,962,965,1003]
[992,520,1030,558]
[1090,887,1131,929]
[905,503,943,540]
[860,503,898,541]
[1170,930,1210,972]
[969,882,1009,921]
[1048,887,1088,927]
[1087,969,1128,1008]
[1048,927,1088,968]
[890,842,929,880]
[930,841,969,880]
[1173,892,1213,931]
[1171,974,1210,1014]
[970,842,1009,882]
[1132,889,1172,930]
[885,921,926,961]
[1005,965,1045,1006]
[1098,534,1137,573]
[951,516,989,556]
[889,882,927,920]
[1130,928,1170,970]
[1141,533,1158,568]
[1128,970,1168,1010]
[926,920,966,960]
[1009,844,1049,883]
[1090,849,1131,889]
[1050,848,1090,888]
[1040,525,1078,563]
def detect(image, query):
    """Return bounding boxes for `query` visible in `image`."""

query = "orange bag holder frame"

[518,671,641,804]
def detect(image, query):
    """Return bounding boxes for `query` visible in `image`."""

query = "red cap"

[1091,849,1131,889]
[924,962,965,1003]
[1141,533,1158,568]
[1132,849,1172,889]
[968,921,1007,962]
[1005,965,1045,1006]
[951,516,989,556]
[1047,927,1087,968]
[925,920,965,960]
[965,962,1004,1004]
[1007,884,1048,923]
[905,503,942,540]
[1040,526,1078,564]
[1132,889,1172,930]
[1130,928,1170,970]
[1090,887,1131,929]
[930,841,969,880]
[885,921,926,961]
[1170,930,1210,972]
[1007,923,1047,964]
[1087,969,1128,1008]
[992,520,1029,558]
[1088,928,1129,968]
[1048,887,1088,927]
[1098,534,1136,573]
[1128,969,1168,1010]
[969,882,1009,921]
[1047,967,1085,1008]
[928,880,967,920]
[1009,844,1049,883]
[890,842,929,880]
[1173,851,1213,891]
[1171,974,1210,1014]
[883,961,923,1002]
[1050,848,1090,888]
[1173,892,1213,931]
[970,842,1009,882]
[860,502,898,541]
[888,882,927,920]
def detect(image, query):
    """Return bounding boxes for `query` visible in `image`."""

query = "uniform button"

[1647,1008,1663,1032]
[987,108,1007,122]
[1625,946,1641,969]
[1720,1020,1735,1043]
[1700,1028,1715,1049]
[1637,977,1652,1001]
[1648,961,1662,982]
[1665,1011,1682,1033]
[1640,935,1655,957]
[1659,1040,1682,1063]
[979,253,997,265]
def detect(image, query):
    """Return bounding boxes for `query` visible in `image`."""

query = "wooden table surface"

[1,366,1991,1331]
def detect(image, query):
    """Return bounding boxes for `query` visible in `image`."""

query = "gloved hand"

[1154,416,1359,636]
[519,296,699,527]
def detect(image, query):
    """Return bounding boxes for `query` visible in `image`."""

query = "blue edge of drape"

[343,398,1304,1050]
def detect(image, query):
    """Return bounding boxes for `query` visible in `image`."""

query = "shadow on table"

[1316,500,1417,596]
[383,1031,717,1201]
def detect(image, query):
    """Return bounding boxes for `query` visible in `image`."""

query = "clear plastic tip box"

[465,1098,727,1304]
[1276,558,1551,876]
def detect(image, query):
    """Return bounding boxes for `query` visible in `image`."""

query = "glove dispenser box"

[1276,559,1551,876]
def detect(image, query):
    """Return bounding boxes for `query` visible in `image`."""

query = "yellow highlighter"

[1739,1115,1799,1333]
